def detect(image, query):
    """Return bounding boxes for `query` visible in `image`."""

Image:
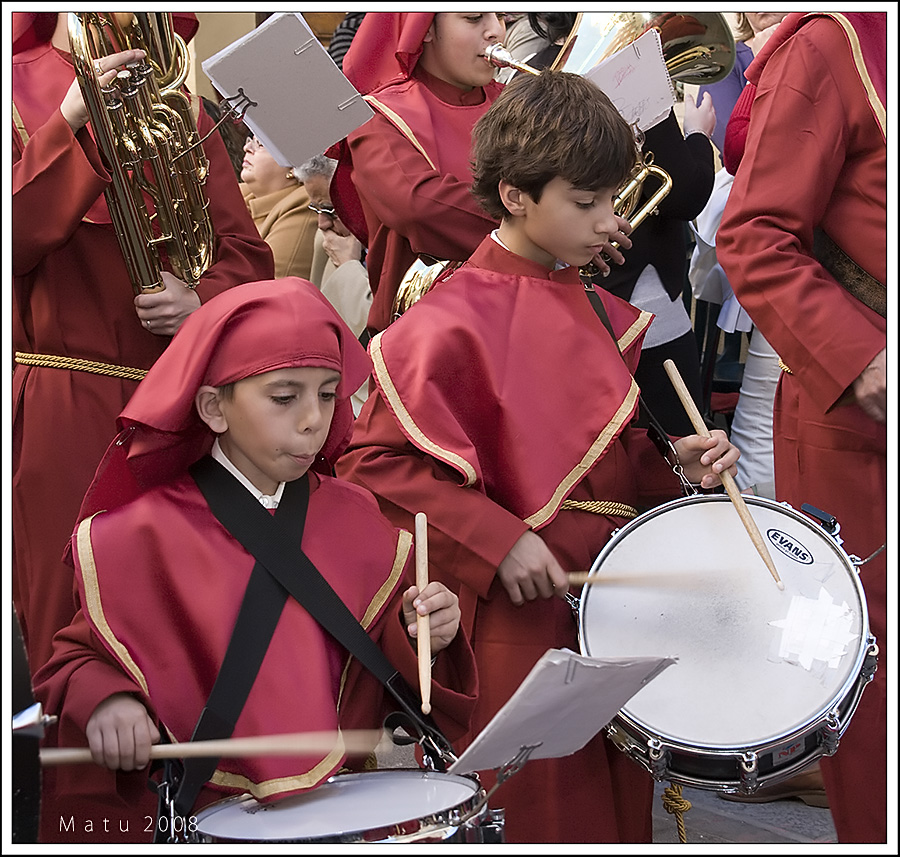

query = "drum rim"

[193,769,484,844]
[577,493,872,752]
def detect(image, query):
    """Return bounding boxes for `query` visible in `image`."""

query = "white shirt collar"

[490,228,569,270]
[211,439,285,509]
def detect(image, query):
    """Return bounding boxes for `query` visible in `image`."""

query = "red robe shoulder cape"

[334,69,503,333]
[34,466,477,819]
[337,237,685,843]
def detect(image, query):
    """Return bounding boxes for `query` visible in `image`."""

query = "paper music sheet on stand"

[583,29,675,132]
[201,13,373,169]
[449,649,675,775]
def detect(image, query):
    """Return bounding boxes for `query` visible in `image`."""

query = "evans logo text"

[766,529,813,564]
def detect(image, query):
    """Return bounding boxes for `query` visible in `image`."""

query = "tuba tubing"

[68,13,214,296]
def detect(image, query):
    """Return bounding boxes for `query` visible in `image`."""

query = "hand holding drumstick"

[663,359,784,590]
[401,513,463,715]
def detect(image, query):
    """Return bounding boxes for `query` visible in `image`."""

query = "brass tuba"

[68,13,214,295]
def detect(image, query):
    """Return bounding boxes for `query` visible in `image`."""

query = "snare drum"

[578,494,877,794]
[190,769,503,844]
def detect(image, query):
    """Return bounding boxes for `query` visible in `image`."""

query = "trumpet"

[484,42,671,247]
[68,13,214,295]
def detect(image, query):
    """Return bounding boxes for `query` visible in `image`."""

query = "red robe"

[341,67,502,333]
[717,13,887,844]
[338,236,685,843]
[33,464,477,843]
[12,37,274,679]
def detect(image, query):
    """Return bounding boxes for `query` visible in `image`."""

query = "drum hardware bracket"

[738,751,759,792]
[821,708,842,756]
[647,738,671,780]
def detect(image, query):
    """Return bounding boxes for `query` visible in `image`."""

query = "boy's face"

[420,12,506,91]
[501,176,619,270]
[214,366,340,495]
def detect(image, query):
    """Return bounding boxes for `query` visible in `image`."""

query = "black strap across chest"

[172,456,451,816]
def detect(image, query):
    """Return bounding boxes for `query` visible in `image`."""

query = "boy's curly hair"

[471,69,636,220]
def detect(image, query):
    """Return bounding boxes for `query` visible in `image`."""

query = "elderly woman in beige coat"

[239,135,318,279]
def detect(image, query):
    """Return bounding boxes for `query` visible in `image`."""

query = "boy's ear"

[195,385,228,433]
[498,180,526,217]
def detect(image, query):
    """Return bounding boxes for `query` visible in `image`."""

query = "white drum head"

[579,495,868,750]
[195,770,478,842]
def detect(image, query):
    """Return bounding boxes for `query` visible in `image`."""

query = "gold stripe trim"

[561,500,638,518]
[76,515,150,696]
[618,310,654,354]
[361,529,411,629]
[525,378,641,528]
[208,737,346,799]
[13,102,29,147]
[828,14,886,139]
[364,95,436,170]
[370,332,478,487]
[15,351,147,381]
[778,358,793,375]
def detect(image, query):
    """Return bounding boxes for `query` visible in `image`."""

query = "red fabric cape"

[367,237,652,527]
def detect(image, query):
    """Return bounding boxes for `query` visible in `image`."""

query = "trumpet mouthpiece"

[484,43,515,68]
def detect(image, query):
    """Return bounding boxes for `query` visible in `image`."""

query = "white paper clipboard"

[201,13,374,169]
[449,648,675,775]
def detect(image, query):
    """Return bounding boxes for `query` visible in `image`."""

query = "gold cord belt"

[778,358,793,375]
[561,499,638,519]
[15,351,148,381]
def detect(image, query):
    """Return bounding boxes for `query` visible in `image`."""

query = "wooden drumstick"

[567,572,604,586]
[415,512,432,715]
[40,729,384,767]
[663,359,784,590]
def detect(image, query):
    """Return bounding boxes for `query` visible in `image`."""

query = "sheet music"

[583,29,675,131]
[201,13,373,169]
[449,648,675,775]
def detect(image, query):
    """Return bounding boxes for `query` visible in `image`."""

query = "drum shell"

[577,494,876,792]
[190,769,503,844]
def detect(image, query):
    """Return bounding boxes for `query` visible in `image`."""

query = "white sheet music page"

[583,28,675,131]
[449,648,675,775]
[201,12,374,168]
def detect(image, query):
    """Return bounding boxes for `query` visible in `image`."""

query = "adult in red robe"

[12,11,274,677]
[33,278,477,843]
[329,12,505,334]
[337,235,692,843]
[716,13,887,844]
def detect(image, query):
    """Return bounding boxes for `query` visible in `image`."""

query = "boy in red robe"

[33,278,476,843]
[336,70,741,843]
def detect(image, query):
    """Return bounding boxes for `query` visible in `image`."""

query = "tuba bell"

[68,13,215,295]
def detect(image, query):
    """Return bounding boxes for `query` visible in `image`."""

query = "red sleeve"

[717,20,885,413]
[12,109,110,276]
[337,392,529,600]
[32,608,157,739]
[349,112,496,262]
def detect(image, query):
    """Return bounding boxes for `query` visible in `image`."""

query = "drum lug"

[862,639,879,683]
[739,751,759,793]
[821,707,842,756]
[647,738,671,781]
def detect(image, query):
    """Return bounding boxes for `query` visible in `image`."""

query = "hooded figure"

[33,279,476,843]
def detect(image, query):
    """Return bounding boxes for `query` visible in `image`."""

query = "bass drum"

[191,769,503,844]
[577,494,877,794]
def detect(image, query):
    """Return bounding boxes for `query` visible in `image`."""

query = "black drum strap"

[178,457,452,815]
